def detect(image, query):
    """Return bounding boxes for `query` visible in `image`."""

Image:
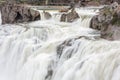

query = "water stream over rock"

[0,7,119,80]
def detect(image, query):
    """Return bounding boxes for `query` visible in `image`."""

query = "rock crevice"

[0,3,40,24]
[91,2,120,40]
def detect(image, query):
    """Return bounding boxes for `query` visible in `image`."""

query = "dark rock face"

[60,14,67,22]
[0,3,40,24]
[60,10,79,22]
[91,2,120,40]
[100,0,120,5]
[75,0,120,7]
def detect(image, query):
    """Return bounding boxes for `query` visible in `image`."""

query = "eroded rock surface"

[91,2,120,40]
[60,9,79,22]
[0,3,40,24]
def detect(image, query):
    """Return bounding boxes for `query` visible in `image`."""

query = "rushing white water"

[0,7,120,80]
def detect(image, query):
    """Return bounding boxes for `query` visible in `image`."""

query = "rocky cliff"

[0,3,40,24]
[91,2,120,40]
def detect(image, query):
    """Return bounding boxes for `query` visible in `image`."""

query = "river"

[0,7,120,80]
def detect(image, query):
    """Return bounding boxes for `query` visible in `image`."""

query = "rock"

[60,9,79,22]
[74,0,120,7]
[100,0,120,5]
[43,11,52,20]
[67,10,79,22]
[30,9,41,20]
[0,3,41,24]
[90,2,120,40]
[60,14,67,22]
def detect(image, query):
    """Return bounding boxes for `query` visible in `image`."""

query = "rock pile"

[0,3,40,24]
[76,0,120,7]
[91,2,120,40]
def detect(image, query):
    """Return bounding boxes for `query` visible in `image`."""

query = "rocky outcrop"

[43,11,52,20]
[0,3,40,24]
[60,9,79,22]
[74,0,120,7]
[91,2,120,40]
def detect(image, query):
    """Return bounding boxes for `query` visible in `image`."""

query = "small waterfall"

[37,10,62,21]
[0,7,119,80]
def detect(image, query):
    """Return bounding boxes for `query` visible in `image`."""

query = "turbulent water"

[0,7,120,80]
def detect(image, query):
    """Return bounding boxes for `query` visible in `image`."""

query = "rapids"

[0,7,120,80]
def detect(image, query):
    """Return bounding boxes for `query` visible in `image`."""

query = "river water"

[0,7,120,80]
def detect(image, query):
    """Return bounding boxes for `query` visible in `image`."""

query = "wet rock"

[100,0,120,5]
[0,3,41,24]
[43,11,52,20]
[29,9,40,20]
[67,10,79,22]
[57,36,98,58]
[60,14,67,22]
[75,0,120,7]
[60,10,79,22]
[91,2,120,40]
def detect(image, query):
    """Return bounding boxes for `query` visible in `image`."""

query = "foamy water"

[0,7,120,80]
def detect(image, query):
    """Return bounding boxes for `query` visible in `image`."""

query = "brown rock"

[60,14,67,22]
[43,11,52,20]
[90,2,120,40]
[0,3,41,24]
[60,10,79,22]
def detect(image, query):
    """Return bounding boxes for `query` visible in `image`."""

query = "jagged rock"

[90,2,120,40]
[60,10,79,22]
[67,10,79,22]
[60,14,67,22]
[43,11,52,20]
[74,0,120,7]
[30,9,41,20]
[0,3,41,24]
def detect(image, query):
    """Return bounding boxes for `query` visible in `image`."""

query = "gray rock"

[0,3,41,24]
[60,14,67,22]
[43,11,52,20]
[91,2,120,40]
[60,10,79,22]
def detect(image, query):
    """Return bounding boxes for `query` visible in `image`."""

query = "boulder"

[60,14,67,22]
[90,2,120,40]
[0,3,41,24]
[43,11,52,20]
[75,0,120,7]
[87,1,100,6]
[60,9,79,22]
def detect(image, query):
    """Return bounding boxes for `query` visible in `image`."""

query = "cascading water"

[0,7,119,80]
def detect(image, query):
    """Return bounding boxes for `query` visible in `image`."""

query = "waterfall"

[0,7,119,80]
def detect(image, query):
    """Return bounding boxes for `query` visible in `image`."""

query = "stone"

[67,10,79,22]
[60,14,67,22]
[60,10,79,22]
[43,11,52,20]
[0,3,41,24]
[90,2,120,40]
